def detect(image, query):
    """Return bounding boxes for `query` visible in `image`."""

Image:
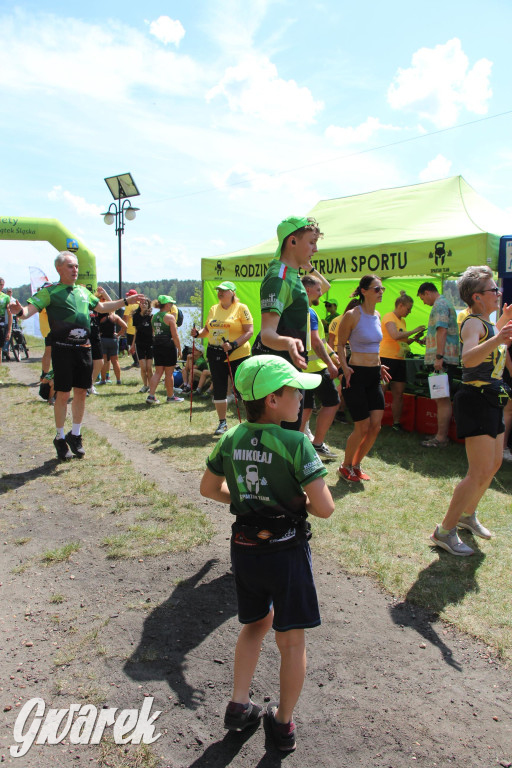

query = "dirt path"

[1,358,511,768]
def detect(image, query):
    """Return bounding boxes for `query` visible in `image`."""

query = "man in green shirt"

[9,252,144,460]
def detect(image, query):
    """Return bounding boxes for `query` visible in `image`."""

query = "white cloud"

[48,186,103,217]
[148,16,185,46]
[419,154,452,182]
[325,117,400,147]
[0,9,204,102]
[207,54,323,125]
[387,38,492,128]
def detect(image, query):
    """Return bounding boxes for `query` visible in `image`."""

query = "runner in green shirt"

[200,354,334,752]
[9,251,144,460]
[257,216,328,370]
[254,215,330,430]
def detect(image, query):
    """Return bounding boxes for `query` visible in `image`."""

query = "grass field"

[16,336,512,661]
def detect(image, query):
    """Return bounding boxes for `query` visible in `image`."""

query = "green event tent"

[201,175,512,337]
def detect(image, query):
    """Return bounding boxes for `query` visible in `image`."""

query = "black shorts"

[341,365,384,422]
[303,368,340,409]
[45,332,53,347]
[230,539,320,632]
[0,325,5,347]
[51,344,93,392]
[207,348,247,401]
[381,357,406,383]
[90,325,102,361]
[153,342,177,368]
[454,385,505,439]
[136,341,153,360]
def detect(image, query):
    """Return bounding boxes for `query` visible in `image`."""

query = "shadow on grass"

[0,381,28,390]
[389,542,485,670]
[364,429,467,480]
[0,459,61,495]
[124,559,237,710]
[329,476,367,499]
[149,433,215,451]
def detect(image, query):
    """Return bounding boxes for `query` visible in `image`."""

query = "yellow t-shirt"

[123,303,139,334]
[457,307,471,330]
[328,315,342,346]
[205,302,253,360]
[380,311,408,359]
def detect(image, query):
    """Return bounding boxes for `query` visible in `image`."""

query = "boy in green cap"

[200,355,334,752]
[257,216,329,371]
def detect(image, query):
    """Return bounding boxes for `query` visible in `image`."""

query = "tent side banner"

[202,233,493,282]
[312,233,493,280]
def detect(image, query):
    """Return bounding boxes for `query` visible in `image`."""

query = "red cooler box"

[415,396,438,435]
[382,391,415,431]
[415,397,464,443]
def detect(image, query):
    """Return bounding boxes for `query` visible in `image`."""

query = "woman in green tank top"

[146,295,183,405]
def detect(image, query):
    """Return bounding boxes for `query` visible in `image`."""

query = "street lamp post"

[101,173,140,299]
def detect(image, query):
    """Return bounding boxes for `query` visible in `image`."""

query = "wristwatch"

[435,354,444,360]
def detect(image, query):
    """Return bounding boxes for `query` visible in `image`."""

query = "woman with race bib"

[192,281,253,435]
[146,295,183,405]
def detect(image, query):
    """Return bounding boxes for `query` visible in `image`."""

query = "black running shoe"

[65,431,85,458]
[224,700,263,732]
[266,702,296,751]
[54,437,73,461]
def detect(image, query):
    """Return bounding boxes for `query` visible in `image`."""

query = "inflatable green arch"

[0,216,97,291]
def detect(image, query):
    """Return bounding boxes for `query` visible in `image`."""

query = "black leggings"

[207,349,248,401]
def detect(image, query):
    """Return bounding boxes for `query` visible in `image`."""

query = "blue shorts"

[230,540,320,632]
[101,337,119,360]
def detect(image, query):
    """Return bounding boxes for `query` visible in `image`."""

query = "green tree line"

[9,279,202,306]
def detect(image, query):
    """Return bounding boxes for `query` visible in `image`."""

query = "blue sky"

[1,0,512,290]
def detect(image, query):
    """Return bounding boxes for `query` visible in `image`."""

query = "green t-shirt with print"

[151,310,173,343]
[0,291,10,320]
[206,421,326,523]
[259,259,309,367]
[27,283,99,343]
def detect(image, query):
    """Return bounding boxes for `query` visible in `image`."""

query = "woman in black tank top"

[430,266,512,557]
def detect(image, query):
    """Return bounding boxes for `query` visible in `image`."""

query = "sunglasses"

[481,287,501,294]
[371,286,385,293]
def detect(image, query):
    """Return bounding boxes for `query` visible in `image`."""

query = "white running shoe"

[430,526,474,556]
[457,513,491,540]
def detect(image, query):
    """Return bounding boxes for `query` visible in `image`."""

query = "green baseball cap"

[215,281,236,291]
[157,294,175,304]
[234,355,321,401]
[274,215,311,258]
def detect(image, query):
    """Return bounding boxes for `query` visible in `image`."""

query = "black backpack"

[176,308,184,327]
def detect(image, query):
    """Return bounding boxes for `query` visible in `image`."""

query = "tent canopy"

[201,176,512,344]
[202,176,512,282]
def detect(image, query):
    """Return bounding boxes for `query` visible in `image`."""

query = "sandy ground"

[1,357,511,768]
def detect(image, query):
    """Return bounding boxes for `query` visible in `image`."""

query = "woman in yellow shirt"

[380,291,425,430]
[192,281,253,435]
